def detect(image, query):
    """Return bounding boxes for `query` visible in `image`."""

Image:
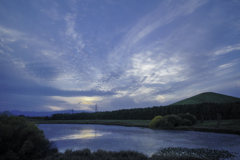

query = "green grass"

[176,119,240,135]
[30,119,151,127]
[195,119,240,127]
[171,92,240,105]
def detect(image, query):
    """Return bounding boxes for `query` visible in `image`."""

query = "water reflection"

[39,124,240,158]
[51,129,110,140]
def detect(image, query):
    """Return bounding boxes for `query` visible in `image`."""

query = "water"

[39,124,240,157]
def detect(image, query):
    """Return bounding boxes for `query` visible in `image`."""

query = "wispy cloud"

[219,62,236,69]
[131,0,207,44]
[101,0,208,104]
[64,13,79,40]
[0,25,24,40]
[214,43,240,55]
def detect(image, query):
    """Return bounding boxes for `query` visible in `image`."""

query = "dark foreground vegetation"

[0,111,58,160]
[41,147,237,160]
[0,111,238,160]
[154,147,237,160]
[40,148,206,160]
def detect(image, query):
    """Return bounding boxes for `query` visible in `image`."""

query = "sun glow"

[48,106,65,111]
[51,96,102,105]
[156,95,165,101]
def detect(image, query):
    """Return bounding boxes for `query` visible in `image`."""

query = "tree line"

[46,102,240,121]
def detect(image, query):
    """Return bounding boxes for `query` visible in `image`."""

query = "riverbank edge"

[32,119,240,135]
[31,119,151,128]
[174,126,240,135]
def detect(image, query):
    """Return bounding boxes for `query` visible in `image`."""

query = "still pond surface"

[39,124,240,157]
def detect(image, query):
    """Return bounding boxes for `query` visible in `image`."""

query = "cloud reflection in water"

[51,129,111,140]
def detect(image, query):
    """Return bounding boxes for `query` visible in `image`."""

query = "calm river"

[39,124,240,157]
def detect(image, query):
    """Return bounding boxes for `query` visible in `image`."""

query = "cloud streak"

[214,43,240,56]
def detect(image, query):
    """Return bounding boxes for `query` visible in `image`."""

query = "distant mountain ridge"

[10,110,93,117]
[170,92,240,105]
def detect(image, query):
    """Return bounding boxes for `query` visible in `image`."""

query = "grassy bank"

[30,119,151,127]
[180,119,240,135]
[195,119,240,127]
[31,119,240,135]
[154,119,240,135]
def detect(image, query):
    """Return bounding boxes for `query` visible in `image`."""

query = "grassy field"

[176,119,240,135]
[195,119,240,127]
[30,119,152,127]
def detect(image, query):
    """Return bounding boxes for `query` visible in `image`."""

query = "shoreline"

[31,119,151,128]
[175,126,240,135]
[31,119,240,135]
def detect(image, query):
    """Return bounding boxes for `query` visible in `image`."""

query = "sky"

[0,0,240,112]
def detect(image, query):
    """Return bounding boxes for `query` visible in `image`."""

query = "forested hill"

[170,92,240,105]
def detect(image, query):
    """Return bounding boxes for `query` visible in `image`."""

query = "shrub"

[159,115,182,128]
[181,119,193,126]
[178,113,197,125]
[153,147,236,160]
[150,115,184,129]
[43,149,148,160]
[72,148,91,157]
[149,116,163,128]
[150,155,208,160]
[0,111,58,160]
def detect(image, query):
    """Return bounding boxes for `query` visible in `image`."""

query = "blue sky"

[0,0,240,112]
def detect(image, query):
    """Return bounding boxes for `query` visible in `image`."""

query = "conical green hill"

[170,92,240,105]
